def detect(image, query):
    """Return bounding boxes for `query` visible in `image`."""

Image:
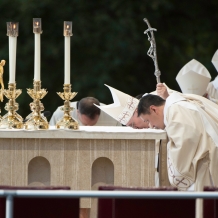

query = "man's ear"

[150,105,158,114]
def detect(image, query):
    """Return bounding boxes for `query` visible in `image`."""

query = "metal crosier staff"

[143,18,161,83]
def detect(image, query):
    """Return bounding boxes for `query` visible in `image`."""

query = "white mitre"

[211,50,218,89]
[95,84,139,125]
[176,59,211,96]
[212,49,218,72]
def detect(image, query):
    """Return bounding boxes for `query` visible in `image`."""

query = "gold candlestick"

[24,80,49,130]
[56,84,79,130]
[0,83,23,129]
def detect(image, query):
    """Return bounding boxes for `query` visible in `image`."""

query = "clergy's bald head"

[137,94,165,129]
[77,97,101,126]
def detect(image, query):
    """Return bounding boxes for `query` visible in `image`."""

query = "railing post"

[6,194,13,218]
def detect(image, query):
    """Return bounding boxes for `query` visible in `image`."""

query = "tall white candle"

[34,33,41,81]
[63,21,73,84]
[64,36,70,84]
[7,22,19,84]
[33,18,42,81]
[9,36,17,83]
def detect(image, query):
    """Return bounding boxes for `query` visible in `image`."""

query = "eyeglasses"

[139,116,148,123]
[140,116,156,129]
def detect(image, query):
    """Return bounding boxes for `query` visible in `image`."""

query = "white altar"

[0,126,168,217]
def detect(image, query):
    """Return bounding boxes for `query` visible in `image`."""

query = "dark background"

[0,0,217,119]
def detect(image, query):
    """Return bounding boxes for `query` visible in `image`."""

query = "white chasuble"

[164,93,218,191]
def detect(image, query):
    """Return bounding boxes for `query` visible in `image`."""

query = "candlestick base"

[56,84,79,130]
[24,80,49,130]
[0,83,23,129]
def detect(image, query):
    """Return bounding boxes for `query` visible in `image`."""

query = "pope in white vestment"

[138,91,218,191]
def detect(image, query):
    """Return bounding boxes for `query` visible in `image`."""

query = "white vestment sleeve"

[49,107,64,126]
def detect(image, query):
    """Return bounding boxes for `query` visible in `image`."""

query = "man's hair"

[77,97,100,119]
[135,94,144,100]
[138,94,165,116]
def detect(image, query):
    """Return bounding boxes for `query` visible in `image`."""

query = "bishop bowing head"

[137,94,166,130]
[94,84,149,129]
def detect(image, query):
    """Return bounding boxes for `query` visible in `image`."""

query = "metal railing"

[1,190,218,218]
